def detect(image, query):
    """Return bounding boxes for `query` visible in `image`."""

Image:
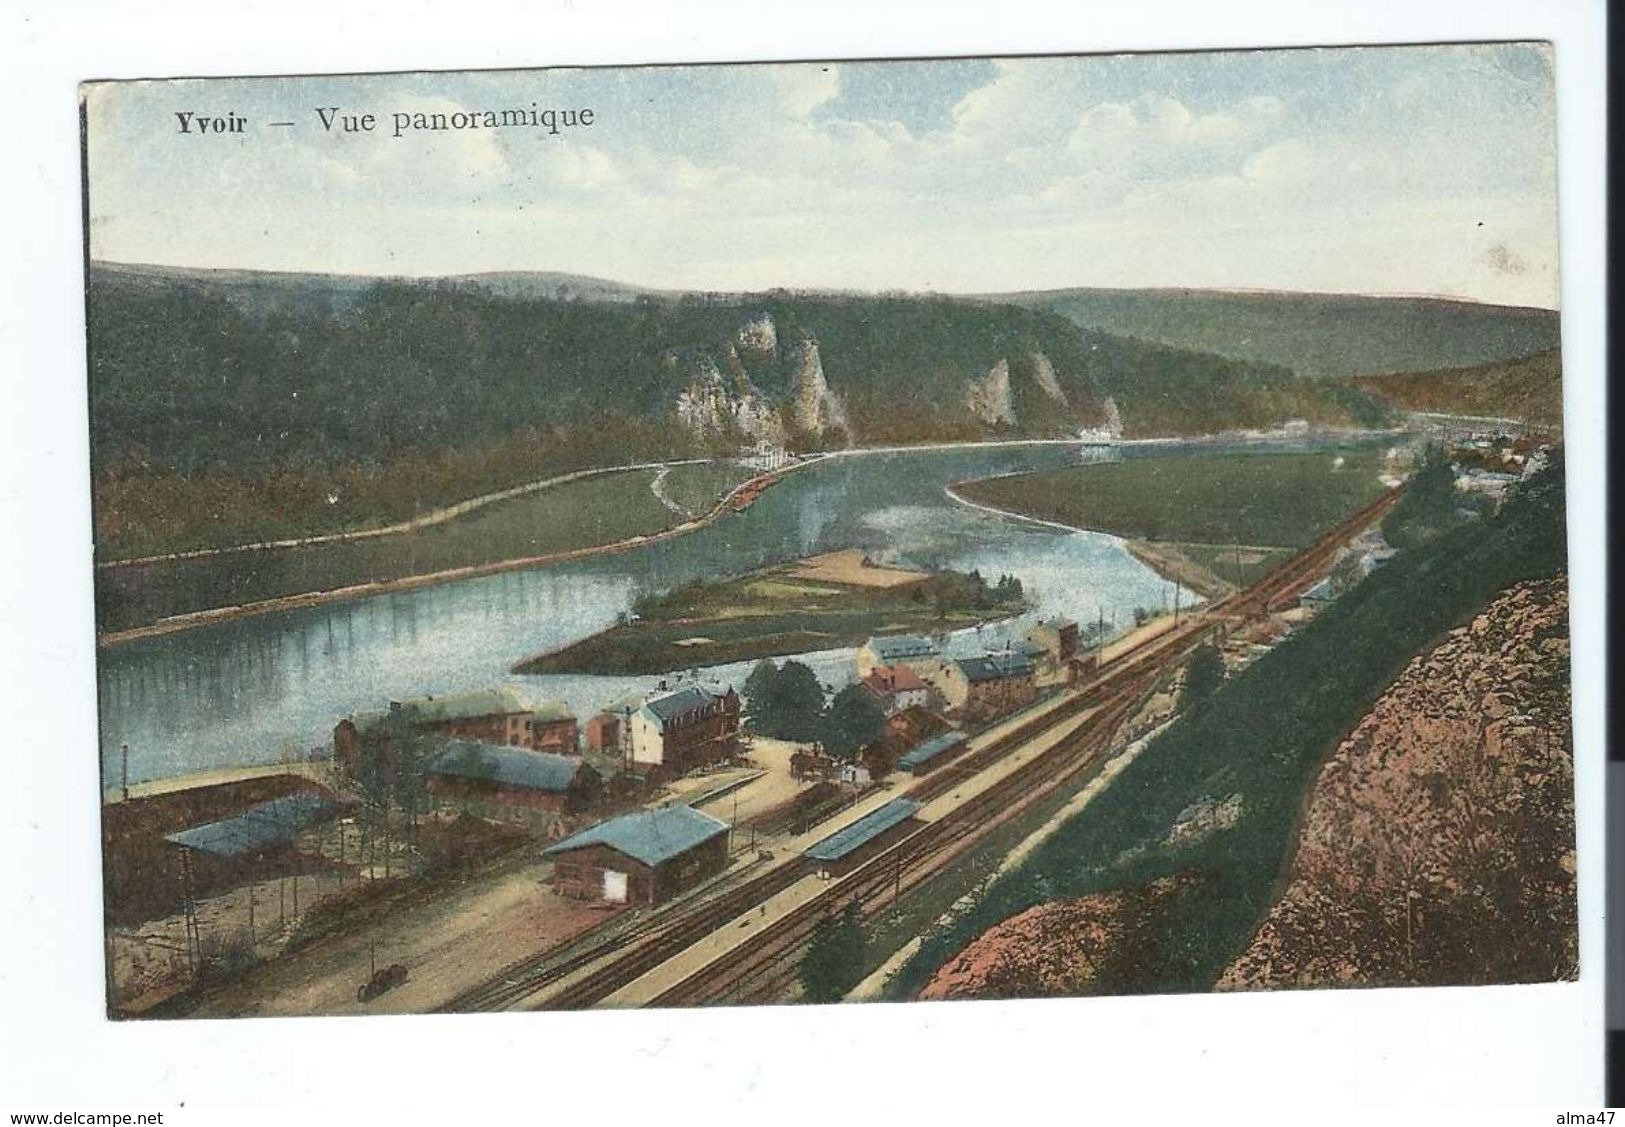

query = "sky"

[85,43,1560,307]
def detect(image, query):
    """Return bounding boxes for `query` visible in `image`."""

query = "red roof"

[862,665,929,696]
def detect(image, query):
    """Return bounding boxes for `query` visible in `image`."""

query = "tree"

[818,684,887,761]
[799,902,866,1003]
[1184,643,1224,704]
[744,660,826,741]
[1383,443,1459,549]
[742,659,778,705]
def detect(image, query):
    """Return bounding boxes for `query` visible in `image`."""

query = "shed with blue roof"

[896,730,969,775]
[424,740,600,816]
[164,792,352,860]
[804,798,923,877]
[544,804,731,904]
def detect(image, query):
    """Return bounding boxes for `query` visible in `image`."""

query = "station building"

[803,798,923,879]
[926,651,1038,720]
[896,730,969,776]
[544,804,730,905]
[628,683,742,777]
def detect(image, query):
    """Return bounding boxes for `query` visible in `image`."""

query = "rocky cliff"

[1030,350,1067,403]
[673,350,784,443]
[669,312,845,445]
[786,335,849,438]
[965,358,1016,427]
[1217,577,1575,990]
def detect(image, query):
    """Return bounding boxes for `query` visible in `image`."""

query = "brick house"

[334,687,574,772]
[628,684,742,777]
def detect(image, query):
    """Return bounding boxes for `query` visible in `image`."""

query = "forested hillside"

[1349,348,1563,427]
[1007,287,1560,379]
[88,263,1385,556]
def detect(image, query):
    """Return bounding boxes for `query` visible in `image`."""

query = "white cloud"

[772,65,841,119]
[83,48,1561,308]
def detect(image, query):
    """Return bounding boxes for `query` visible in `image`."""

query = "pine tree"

[800,902,866,1003]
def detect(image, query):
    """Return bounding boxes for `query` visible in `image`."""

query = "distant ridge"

[89,260,662,315]
[1349,348,1564,427]
[92,261,1559,382]
[999,286,1560,380]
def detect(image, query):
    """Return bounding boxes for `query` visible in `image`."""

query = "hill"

[1000,287,1561,379]
[1218,576,1574,990]
[89,261,657,319]
[87,262,1390,556]
[1348,348,1563,426]
[889,454,1569,1000]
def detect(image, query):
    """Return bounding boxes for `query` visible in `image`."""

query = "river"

[96,439,1348,786]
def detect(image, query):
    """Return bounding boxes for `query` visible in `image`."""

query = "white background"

[0,0,1607,1118]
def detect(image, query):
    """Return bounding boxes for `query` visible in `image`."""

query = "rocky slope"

[918,875,1200,1001]
[964,358,1015,427]
[1217,577,1575,990]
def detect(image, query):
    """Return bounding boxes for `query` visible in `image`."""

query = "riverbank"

[96,458,715,571]
[1122,541,1231,601]
[98,430,1396,648]
[945,480,1227,602]
[514,550,1027,676]
[952,446,1393,550]
[96,461,783,647]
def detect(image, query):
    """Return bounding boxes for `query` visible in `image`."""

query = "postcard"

[82,43,1573,1020]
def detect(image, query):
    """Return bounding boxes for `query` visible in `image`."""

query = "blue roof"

[543,804,729,867]
[164,793,347,859]
[1301,578,1336,602]
[897,730,968,771]
[957,652,1036,682]
[805,798,922,862]
[866,635,938,660]
[427,741,583,793]
[642,683,734,725]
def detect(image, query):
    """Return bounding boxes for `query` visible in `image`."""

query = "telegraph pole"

[178,848,201,975]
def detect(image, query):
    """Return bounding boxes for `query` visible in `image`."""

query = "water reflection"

[97,440,1330,784]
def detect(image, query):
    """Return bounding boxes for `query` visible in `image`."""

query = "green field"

[515,562,1026,676]
[96,462,754,634]
[1172,543,1293,588]
[958,447,1393,550]
[656,461,756,516]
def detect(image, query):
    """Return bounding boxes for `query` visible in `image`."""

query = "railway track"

[647,685,1153,1008]
[434,854,807,1013]
[633,486,1406,1009]
[438,484,1402,1013]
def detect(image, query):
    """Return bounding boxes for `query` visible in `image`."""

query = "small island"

[513,549,1029,676]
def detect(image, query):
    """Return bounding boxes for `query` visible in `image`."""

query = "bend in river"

[97,439,1357,785]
